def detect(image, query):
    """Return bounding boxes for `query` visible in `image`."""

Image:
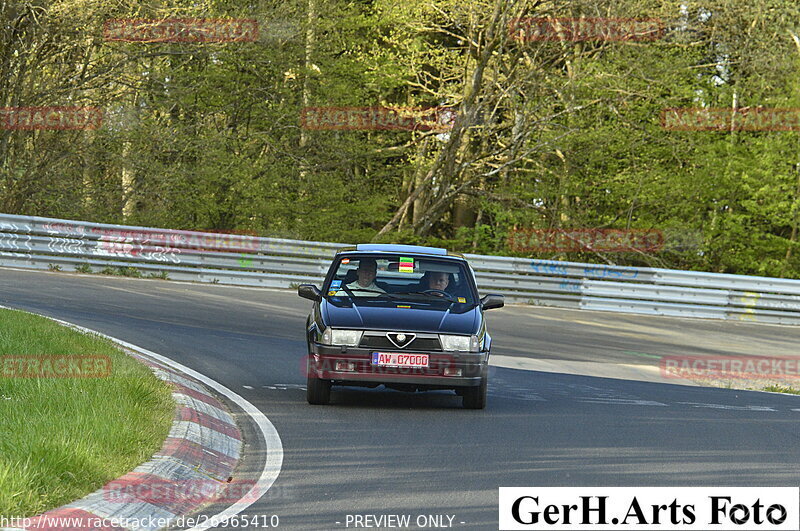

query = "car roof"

[335,243,465,259]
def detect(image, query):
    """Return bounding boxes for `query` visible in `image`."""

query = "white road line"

[577,397,668,406]
[0,304,283,531]
[677,401,777,411]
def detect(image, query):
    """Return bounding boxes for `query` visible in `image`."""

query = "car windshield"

[324,254,476,305]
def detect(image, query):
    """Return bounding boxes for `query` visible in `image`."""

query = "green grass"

[100,266,142,277]
[56,263,169,280]
[0,308,175,517]
[763,385,800,395]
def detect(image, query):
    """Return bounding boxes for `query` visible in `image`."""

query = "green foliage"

[763,385,800,395]
[3,0,800,277]
[98,266,142,277]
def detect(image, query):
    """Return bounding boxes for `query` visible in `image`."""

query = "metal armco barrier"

[2,213,800,325]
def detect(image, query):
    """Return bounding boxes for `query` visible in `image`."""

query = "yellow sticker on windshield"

[397,305,411,308]
[458,297,466,303]
[328,291,337,296]
[399,257,414,273]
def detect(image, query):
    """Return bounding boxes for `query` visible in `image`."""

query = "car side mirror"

[298,284,322,302]
[480,294,504,310]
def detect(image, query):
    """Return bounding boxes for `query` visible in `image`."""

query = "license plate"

[371,352,429,368]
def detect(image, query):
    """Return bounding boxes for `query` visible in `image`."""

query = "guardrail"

[2,213,800,325]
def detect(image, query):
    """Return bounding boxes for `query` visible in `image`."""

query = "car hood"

[321,300,479,335]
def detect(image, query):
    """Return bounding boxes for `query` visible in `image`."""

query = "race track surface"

[2,268,800,530]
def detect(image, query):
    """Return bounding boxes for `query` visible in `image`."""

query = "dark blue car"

[298,244,504,408]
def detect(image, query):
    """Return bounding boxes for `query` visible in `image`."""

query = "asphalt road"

[2,268,800,530]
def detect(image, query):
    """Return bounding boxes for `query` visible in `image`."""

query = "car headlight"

[439,334,480,352]
[321,328,363,346]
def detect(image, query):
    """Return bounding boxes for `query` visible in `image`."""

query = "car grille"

[359,335,442,351]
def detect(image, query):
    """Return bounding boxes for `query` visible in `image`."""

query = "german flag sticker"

[399,257,414,273]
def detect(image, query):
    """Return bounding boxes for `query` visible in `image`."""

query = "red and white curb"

[0,308,283,531]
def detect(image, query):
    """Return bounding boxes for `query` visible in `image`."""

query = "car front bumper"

[307,343,488,388]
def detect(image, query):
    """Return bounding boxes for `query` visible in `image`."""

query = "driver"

[338,259,385,295]
[425,271,450,292]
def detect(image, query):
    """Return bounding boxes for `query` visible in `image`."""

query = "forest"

[3,0,800,277]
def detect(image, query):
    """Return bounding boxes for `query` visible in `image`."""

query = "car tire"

[307,376,331,405]
[462,376,487,409]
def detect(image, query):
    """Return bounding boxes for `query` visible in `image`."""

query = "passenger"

[338,259,385,295]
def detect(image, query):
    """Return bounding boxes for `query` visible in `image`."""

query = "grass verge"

[763,385,800,395]
[0,308,174,517]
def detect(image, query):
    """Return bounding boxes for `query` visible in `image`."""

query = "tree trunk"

[375,0,507,238]
[300,0,317,150]
[452,195,475,229]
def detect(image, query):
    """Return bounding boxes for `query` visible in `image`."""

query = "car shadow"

[328,386,464,409]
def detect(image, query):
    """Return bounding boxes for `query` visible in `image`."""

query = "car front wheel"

[462,376,487,409]
[307,376,331,405]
